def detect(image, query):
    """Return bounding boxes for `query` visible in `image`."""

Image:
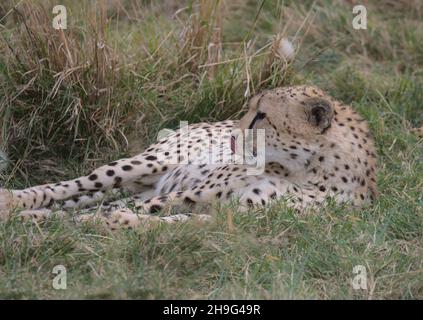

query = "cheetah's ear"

[305,98,334,132]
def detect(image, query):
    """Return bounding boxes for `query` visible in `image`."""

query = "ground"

[0,0,422,299]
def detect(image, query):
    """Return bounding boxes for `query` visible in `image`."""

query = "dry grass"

[0,0,297,184]
[1,1,123,159]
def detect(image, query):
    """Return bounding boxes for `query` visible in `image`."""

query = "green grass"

[0,0,422,299]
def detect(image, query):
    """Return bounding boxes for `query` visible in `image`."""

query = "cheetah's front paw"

[19,209,66,222]
[105,209,161,231]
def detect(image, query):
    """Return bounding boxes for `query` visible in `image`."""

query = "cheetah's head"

[234,86,335,172]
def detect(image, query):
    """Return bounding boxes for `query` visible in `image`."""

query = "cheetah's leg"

[5,183,158,223]
[15,205,210,231]
[97,192,273,230]
[77,208,211,231]
[61,183,156,210]
[60,188,123,210]
[87,174,297,229]
[17,209,66,222]
[0,153,172,214]
[14,173,296,230]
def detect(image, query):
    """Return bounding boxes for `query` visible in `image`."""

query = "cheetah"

[0,85,378,230]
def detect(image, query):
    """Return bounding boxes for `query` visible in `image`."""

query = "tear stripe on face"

[248,112,266,129]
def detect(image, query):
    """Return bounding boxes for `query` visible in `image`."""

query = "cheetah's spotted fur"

[0,86,378,230]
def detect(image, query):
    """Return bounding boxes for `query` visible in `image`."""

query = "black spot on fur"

[226,190,234,198]
[184,197,196,205]
[114,177,122,187]
[106,170,115,176]
[149,205,162,214]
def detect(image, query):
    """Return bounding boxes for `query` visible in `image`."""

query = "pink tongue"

[230,136,236,154]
